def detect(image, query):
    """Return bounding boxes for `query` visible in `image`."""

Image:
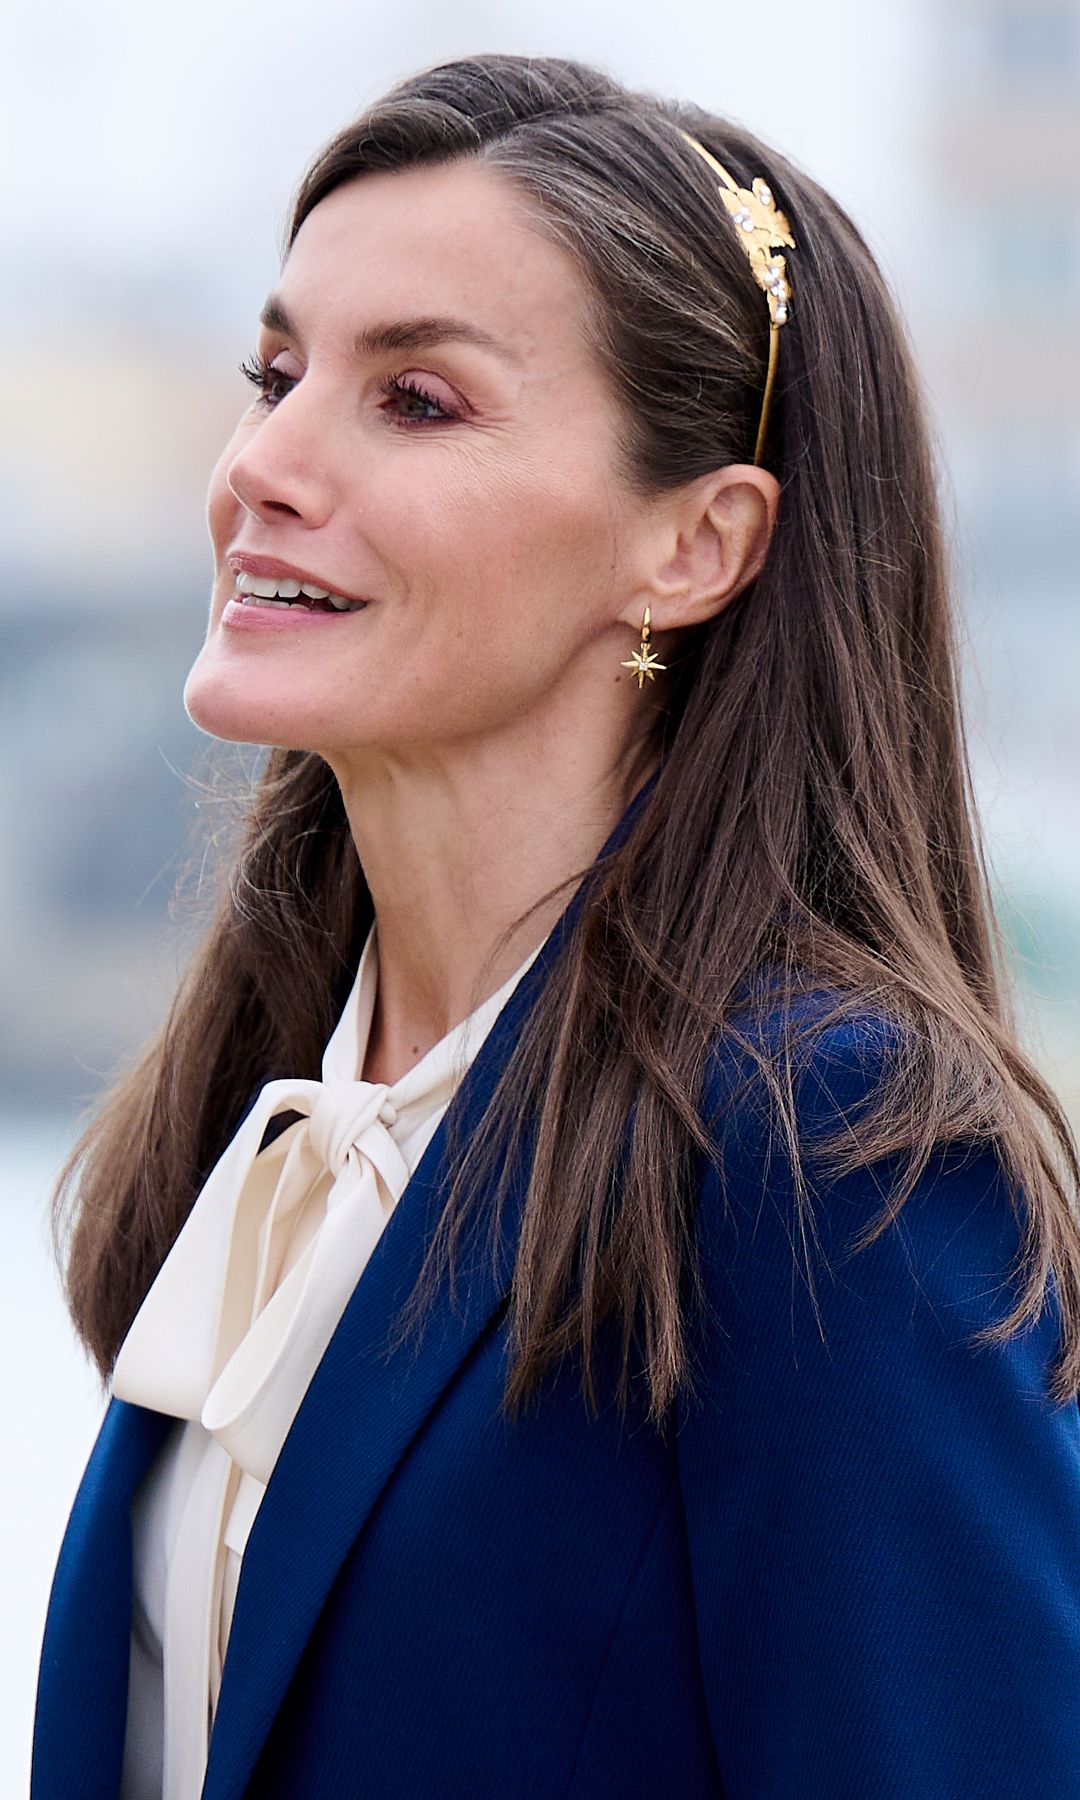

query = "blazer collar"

[201,769,658,1800]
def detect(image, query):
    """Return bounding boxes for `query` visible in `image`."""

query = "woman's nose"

[226,389,334,527]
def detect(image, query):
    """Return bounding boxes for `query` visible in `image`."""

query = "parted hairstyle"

[54,52,1080,1421]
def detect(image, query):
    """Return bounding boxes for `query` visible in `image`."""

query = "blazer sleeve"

[675,1012,1080,1799]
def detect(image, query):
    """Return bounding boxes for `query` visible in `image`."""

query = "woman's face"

[186,157,663,766]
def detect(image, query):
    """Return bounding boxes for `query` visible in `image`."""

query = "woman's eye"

[376,374,458,427]
[239,352,296,407]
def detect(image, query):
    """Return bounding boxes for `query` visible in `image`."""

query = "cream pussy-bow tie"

[112,925,541,1486]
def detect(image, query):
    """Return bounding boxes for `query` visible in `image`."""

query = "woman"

[33,52,1080,1800]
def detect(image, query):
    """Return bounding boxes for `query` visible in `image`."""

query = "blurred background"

[3,0,1078,1782]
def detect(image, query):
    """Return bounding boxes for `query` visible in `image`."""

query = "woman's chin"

[183,661,310,750]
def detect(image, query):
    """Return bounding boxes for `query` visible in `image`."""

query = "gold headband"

[676,129,795,468]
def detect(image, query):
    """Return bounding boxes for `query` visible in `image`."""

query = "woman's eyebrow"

[258,293,521,366]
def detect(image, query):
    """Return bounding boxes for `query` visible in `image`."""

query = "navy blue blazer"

[33,819,1080,1797]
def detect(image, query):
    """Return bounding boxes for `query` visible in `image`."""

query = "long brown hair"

[55,53,1080,1420]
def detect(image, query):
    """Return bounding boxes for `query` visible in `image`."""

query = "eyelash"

[238,351,458,427]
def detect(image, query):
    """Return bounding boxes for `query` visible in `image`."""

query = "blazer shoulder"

[700,980,911,1167]
[691,983,1033,1349]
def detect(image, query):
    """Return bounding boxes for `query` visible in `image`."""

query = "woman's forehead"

[280,161,594,367]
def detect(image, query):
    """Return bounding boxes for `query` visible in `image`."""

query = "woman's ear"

[619,463,780,635]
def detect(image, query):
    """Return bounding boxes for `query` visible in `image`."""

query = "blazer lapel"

[203,770,658,1800]
[32,1398,173,1800]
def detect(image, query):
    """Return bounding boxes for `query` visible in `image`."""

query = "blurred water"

[2,1115,106,1793]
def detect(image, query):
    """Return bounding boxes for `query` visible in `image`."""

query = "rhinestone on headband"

[676,129,796,467]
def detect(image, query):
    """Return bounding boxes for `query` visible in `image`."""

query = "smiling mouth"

[233,571,369,613]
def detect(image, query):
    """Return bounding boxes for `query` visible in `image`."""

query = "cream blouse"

[113,923,545,1800]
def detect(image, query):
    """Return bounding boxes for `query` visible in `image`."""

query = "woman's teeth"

[233,570,368,612]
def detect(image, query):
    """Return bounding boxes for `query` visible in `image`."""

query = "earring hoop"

[620,607,667,689]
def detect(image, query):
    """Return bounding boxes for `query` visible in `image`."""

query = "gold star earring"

[621,607,667,689]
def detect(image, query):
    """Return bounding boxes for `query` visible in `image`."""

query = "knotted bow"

[112,928,466,1484]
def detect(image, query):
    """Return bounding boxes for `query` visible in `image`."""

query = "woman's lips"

[220,597,369,633]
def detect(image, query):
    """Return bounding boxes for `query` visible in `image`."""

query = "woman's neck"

[329,730,655,1086]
